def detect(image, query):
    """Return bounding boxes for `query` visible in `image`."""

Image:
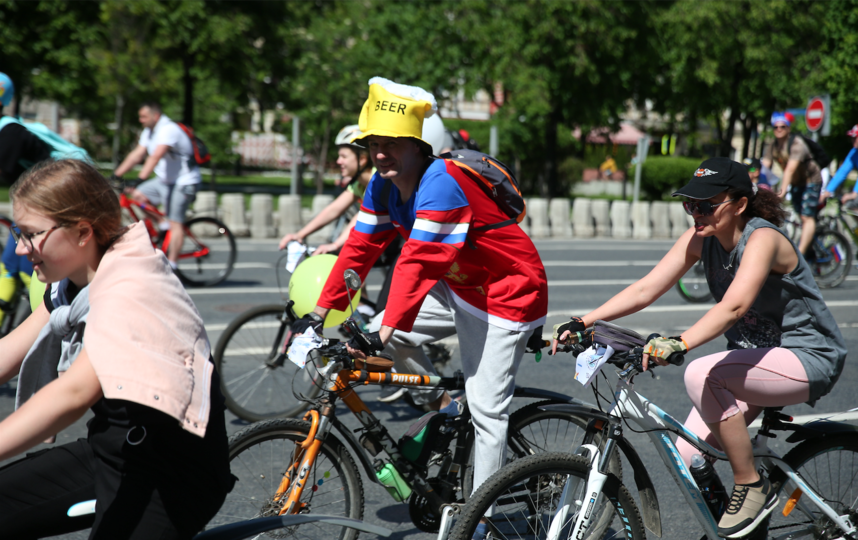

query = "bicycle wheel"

[462,401,620,496]
[174,217,237,287]
[215,304,322,422]
[810,229,852,289]
[449,452,644,540]
[765,433,858,539]
[676,260,713,303]
[207,418,364,540]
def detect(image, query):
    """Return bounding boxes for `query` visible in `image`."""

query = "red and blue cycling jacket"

[318,158,548,333]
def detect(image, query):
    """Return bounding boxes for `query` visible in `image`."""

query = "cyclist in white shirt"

[114,102,202,270]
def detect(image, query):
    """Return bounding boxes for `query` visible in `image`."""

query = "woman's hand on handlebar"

[551,316,586,355]
[642,336,687,371]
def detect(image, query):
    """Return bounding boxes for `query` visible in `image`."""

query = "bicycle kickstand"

[436,504,458,540]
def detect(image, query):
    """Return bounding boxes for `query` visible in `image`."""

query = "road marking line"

[543,261,661,267]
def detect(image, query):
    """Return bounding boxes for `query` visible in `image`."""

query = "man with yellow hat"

[296,77,548,502]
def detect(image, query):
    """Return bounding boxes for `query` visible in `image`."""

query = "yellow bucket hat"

[354,77,437,148]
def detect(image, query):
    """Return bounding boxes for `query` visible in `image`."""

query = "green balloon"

[289,254,361,328]
[29,272,47,313]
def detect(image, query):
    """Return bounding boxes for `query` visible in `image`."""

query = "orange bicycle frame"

[276,368,442,515]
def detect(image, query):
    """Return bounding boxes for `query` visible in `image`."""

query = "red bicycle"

[116,186,237,287]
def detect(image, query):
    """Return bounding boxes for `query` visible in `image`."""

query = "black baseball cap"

[672,157,754,200]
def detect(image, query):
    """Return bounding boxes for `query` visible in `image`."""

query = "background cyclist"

[113,101,201,271]
[278,125,373,255]
[820,123,858,204]
[0,72,51,324]
[294,78,548,513]
[554,157,845,538]
[762,111,824,259]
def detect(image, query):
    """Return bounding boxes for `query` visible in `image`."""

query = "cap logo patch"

[694,168,717,177]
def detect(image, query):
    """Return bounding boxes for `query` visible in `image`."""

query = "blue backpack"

[0,116,91,166]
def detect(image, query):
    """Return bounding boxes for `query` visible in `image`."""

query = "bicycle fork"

[275,408,333,515]
[547,432,619,540]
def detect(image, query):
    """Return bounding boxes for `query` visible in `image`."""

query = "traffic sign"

[806,97,825,132]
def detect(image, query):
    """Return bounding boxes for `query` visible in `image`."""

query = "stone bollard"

[669,202,692,237]
[306,194,335,243]
[527,198,550,238]
[278,195,303,237]
[650,201,671,238]
[189,191,219,236]
[610,200,632,238]
[221,193,249,237]
[590,199,611,237]
[631,201,652,239]
[250,194,276,238]
[549,198,573,238]
[193,191,218,219]
[571,198,594,238]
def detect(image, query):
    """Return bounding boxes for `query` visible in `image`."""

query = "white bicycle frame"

[552,365,857,540]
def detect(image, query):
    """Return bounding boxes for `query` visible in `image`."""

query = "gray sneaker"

[717,477,778,538]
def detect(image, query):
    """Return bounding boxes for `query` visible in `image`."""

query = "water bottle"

[690,454,727,520]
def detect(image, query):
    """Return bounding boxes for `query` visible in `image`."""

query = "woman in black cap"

[553,157,846,538]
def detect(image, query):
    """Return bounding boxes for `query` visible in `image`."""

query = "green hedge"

[631,156,702,200]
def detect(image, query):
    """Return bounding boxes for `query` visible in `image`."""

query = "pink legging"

[676,347,810,466]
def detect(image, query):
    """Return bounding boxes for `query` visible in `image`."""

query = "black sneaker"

[377,385,407,403]
[717,477,778,538]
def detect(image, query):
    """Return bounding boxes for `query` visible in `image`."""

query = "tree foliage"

[1,0,857,194]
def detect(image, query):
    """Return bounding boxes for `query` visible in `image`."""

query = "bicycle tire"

[810,229,852,289]
[208,418,364,540]
[215,304,323,422]
[173,217,237,287]
[462,400,621,498]
[449,452,644,540]
[764,433,858,539]
[676,260,713,303]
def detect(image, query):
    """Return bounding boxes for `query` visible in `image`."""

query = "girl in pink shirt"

[0,159,232,539]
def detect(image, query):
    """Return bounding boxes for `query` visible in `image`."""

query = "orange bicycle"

[208,277,612,540]
[114,181,237,286]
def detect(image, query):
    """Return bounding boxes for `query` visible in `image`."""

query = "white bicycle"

[448,321,858,540]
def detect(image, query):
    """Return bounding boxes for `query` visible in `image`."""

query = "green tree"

[450,0,664,196]
[654,0,826,158]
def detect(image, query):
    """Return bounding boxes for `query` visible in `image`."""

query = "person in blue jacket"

[821,124,858,204]
[0,72,51,323]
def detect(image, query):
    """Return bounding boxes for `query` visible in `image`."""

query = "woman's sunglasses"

[682,199,735,216]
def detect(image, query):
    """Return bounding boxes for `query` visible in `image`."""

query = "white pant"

[370,282,529,495]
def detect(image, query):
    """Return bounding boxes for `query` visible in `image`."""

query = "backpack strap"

[472,218,517,232]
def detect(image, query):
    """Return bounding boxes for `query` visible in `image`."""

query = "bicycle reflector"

[782,488,803,517]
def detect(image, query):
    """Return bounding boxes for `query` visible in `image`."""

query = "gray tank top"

[702,217,847,405]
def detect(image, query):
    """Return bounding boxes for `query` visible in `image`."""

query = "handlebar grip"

[666,351,685,366]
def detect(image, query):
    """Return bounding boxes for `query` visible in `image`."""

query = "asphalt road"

[10,235,858,540]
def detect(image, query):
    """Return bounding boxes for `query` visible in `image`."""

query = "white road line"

[232,262,274,269]
[543,261,661,267]
[537,244,673,251]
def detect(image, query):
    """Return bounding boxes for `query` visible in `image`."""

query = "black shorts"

[0,369,233,540]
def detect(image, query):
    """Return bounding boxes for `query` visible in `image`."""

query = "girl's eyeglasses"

[682,199,735,216]
[10,225,62,252]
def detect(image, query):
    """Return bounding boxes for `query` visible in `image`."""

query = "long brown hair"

[11,159,123,248]
[727,185,787,227]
